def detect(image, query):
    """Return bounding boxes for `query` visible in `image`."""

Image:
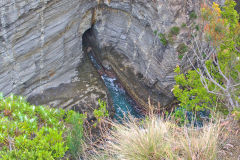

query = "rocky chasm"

[0,0,199,114]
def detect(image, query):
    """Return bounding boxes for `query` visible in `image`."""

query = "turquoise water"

[89,53,141,120]
[88,52,208,126]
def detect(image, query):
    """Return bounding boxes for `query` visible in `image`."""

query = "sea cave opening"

[82,27,142,120]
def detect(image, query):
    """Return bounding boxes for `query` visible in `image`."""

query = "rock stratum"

[0,0,201,112]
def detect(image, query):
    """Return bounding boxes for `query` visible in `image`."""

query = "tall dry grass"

[90,115,221,160]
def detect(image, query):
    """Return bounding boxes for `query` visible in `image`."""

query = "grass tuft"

[94,115,221,160]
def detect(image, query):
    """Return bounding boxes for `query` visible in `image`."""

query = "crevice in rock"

[81,19,173,112]
[82,26,144,117]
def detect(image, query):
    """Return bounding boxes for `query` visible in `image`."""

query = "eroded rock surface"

[0,0,201,111]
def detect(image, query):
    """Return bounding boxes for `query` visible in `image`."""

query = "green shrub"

[181,23,187,28]
[195,24,200,31]
[170,26,180,36]
[93,99,109,127]
[190,11,197,19]
[172,106,188,125]
[177,43,188,60]
[232,108,240,120]
[0,94,85,160]
[177,43,188,54]
[178,55,184,60]
[153,30,158,35]
[167,34,175,44]
[173,67,217,112]
[158,33,168,46]
[67,111,87,159]
[173,1,240,115]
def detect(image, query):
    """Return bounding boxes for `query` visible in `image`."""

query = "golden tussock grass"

[89,115,221,160]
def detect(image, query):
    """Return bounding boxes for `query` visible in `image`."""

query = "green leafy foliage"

[93,99,109,127]
[232,108,240,120]
[170,26,180,36]
[153,30,158,36]
[177,43,188,60]
[172,106,188,125]
[66,111,87,159]
[189,11,197,19]
[154,30,169,46]
[203,0,240,108]
[195,25,200,31]
[178,55,184,60]
[181,23,187,28]
[173,0,240,115]
[158,33,168,46]
[221,0,239,30]
[0,94,85,160]
[173,67,217,112]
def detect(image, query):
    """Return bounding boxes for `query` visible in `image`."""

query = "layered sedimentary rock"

[235,0,240,14]
[0,0,200,111]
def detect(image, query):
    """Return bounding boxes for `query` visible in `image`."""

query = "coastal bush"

[173,0,240,115]
[181,23,187,28]
[0,94,85,160]
[155,31,177,46]
[158,33,168,46]
[173,66,217,113]
[170,26,180,36]
[93,99,109,127]
[160,34,169,46]
[232,108,240,120]
[189,11,197,19]
[153,30,158,35]
[67,111,87,159]
[177,43,188,60]
[172,106,188,125]
[195,24,200,31]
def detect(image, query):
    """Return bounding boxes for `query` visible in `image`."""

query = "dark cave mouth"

[82,27,143,119]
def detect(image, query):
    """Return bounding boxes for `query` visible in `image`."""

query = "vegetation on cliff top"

[0,94,86,159]
[92,115,221,160]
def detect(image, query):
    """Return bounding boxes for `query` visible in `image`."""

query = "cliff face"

[235,0,240,15]
[0,0,200,110]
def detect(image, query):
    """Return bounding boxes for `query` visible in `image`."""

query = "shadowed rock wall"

[235,0,240,15]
